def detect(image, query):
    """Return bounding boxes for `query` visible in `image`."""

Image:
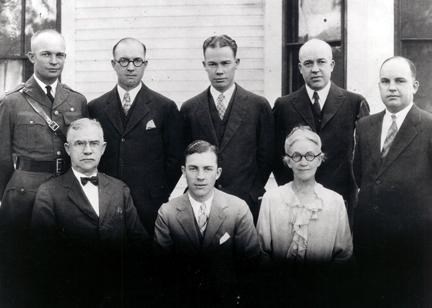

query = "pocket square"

[219,232,231,245]
[146,119,156,130]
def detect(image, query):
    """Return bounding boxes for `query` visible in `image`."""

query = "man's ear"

[181,165,186,176]
[216,167,222,180]
[27,52,36,64]
[64,142,70,156]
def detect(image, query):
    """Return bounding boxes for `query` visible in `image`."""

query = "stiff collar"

[33,74,58,97]
[305,82,331,109]
[187,191,214,218]
[117,82,143,104]
[210,83,236,105]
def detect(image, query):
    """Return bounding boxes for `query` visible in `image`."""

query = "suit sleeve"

[272,98,292,185]
[251,99,274,200]
[163,102,184,194]
[332,196,353,263]
[353,125,362,187]
[154,203,174,254]
[31,184,57,241]
[123,185,150,244]
[256,191,272,256]
[234,202,262,259]
[0,99,15,198]
[356,98,370,121]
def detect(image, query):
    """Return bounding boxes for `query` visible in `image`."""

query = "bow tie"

[80,176,98,186]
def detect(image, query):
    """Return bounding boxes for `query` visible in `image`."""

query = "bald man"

[273,38,369,220]
[89,38,183,235]
[0,29,87,307]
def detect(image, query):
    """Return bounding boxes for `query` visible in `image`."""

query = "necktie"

[80,176,98,186]
[123,92,132,115]
[46,85,54,103]
[312,91,321,129]
[381,114,398,158]
[216,93,226,119]
[197,203,208,235]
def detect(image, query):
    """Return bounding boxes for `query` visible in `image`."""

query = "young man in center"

[181,35,274,223]
[154,140,261,307]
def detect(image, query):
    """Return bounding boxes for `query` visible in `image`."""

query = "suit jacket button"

[375,179,381,184]
[218,184,222,189]
[121,138,125,142]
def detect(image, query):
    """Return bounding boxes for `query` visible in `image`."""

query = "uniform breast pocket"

[14,114,47,151]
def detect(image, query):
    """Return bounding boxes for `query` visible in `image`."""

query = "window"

[395,0,432,112]
[0,0,60,94]
[283,0,345,94]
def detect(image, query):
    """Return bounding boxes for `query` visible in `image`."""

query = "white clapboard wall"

[68,0,266,106]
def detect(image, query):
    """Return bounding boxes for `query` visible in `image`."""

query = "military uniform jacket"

[0,76,88,229]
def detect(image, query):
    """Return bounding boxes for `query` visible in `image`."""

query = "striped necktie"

[123,92,132,115]
[216,93,226,119]
[197,203,208,235]
[381,114,398,158]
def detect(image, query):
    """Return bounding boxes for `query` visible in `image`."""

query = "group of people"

[0,28,430,307]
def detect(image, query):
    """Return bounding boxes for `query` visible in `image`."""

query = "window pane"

[402,41,432,112]
[298,0,342,42]
[25,0,57,52]
[0,0,22,56]
[0,60,24,95]
[401,0,432,38]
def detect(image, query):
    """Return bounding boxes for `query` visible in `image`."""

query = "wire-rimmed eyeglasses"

[115,58,146,67]
[286,152,322,162]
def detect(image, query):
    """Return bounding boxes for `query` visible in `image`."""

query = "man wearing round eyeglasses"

[0,29,88,307]
[88,38,183,236]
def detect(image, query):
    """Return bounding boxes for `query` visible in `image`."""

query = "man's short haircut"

[380,56,417,79]
[66,118,104,142]
[184,140,218,163]
[202,34,238,57]
[30,29,64,51]
[112,37,147,58]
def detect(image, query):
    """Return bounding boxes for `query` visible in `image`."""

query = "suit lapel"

[22,76,52,109]
[220,85,247,152]
[124,84,151,136]
[202,190,226,249]
[378,106,420,176]
[196,89,219,146]
[96,174,114,224]
[64,170,99,224]
[176,195,201,250]
[292,86,316,129]
[103,87,124,135]
[321,84,344,129]
[367,111,385,172]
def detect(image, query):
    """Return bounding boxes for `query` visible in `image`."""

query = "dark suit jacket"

[88,83,183,233]
[181,85,274,214]
[31,169,149,307]
[154,189,261,306]
[273,83,369,210]
[353,105,432,305]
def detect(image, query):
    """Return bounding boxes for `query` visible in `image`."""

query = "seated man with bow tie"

[154,140,262,307]
[31,118,150,307]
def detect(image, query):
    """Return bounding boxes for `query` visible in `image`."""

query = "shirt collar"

[210,83,236,105]
[117,82,142,104]
[33,74,58,97]
[305,82,331,107]
[71,168,98,185]
[188,191,214,217]
[384,102,413,121]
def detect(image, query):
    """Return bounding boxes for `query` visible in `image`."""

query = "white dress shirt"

[188,192,214,225]
[34,74,58,97]
[210,83,236,111]
[305,82,331,110]
[72,168,99,216]
[117,83,142,107]
[380,102,413,151]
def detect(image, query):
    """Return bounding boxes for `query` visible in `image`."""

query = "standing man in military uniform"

[0,29,88,307]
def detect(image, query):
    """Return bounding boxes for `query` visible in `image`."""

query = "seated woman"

[257,126,352,263]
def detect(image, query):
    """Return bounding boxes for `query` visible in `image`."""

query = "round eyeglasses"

[287,152,322,162]
[115,58,146,67]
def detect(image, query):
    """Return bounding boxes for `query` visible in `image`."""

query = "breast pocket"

[14,113,47,151]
